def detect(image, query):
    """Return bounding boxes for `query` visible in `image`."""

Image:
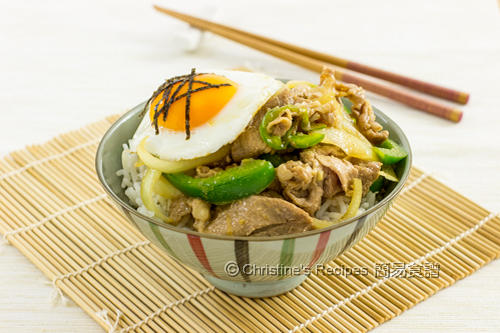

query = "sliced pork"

[204,195,312,236]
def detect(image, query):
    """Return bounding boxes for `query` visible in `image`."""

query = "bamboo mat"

[0,115,499,333]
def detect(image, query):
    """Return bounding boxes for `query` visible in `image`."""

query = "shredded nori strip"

[184,68,196,139]
[141,68,232,139]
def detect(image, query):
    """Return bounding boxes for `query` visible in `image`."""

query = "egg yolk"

[149,74,238,132]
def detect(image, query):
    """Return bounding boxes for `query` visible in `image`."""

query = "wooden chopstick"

[154,5,464,122]
[246,38,470,105]
[155,6,468,106]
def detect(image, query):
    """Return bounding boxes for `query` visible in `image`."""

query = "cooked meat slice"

[231,88,293,161]
[259,190,283,199]
[190,198,211,231]
[169,196,211,230]
[276,147,348,215]
[307,144,346,159]
[168,196,191,224]
[322,167,343,198]
[195,165,223,178]
[251,223,307,237]
[204,196,312,236]
[230,108,271,162]
[276,159,323,215]
[296,98,338,128]
[353,160,382,194]
[195,163,240,178]
[276,145,381,215]
[290,81,340,128]
[266,176,283,192]
[302,146,350,197]
[321,67,389,145]
[288,84,321,102]
[320,67,337,90]
[207,152,233,169]
[310,101,337,127]
[316,154,381,196]
[351,100,389,145]
[267,107,293,136]
[264,86,295,108]
[315,154,358,195]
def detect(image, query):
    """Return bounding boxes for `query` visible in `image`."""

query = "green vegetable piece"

[379,164,399,182]
[370,176,384,192]
[288,132,325,149]
[165,159,276,205]
[298,108,310,130]
[379,140,397,149]
[373,139,408,165]
[260,104,326,150]
[259,153,286,167]
[259,105,299,150]
[309,123,327,131]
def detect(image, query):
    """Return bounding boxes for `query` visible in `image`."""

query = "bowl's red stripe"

[307,230,331,269]
[187,234,217,277]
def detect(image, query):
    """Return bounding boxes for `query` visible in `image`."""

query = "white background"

[1,0,499,331]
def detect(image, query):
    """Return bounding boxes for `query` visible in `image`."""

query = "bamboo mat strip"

[289,211,498,332]
[0,115,499,333]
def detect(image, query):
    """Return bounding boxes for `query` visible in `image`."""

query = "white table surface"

[1,0,499,331]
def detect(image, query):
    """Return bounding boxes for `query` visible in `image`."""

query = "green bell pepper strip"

[260,105,325,150]
[373,139,408,165]
[344,104,352,114]
[288,132,325,149]
[259,105,299,150]
[369,176,384,192]
[298,107,310,130]
[309,123,327,131]
[164,159,276,205]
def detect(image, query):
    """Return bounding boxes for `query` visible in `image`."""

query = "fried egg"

[130,70,284,161]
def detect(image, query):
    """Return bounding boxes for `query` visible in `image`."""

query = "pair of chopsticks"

[154,5,468,122]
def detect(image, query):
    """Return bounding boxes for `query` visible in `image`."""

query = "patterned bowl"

[96,101,411,297]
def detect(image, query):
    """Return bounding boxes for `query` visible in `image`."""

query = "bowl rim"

[96,101,412,242]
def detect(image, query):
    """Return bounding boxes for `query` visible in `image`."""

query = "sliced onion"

[154,175,182,199]
[332,101,374,146]
[140,168,174,224]
[341,178,363,221]
[137,137,230,173]
[379,165,399,182]
[311,218,335,230]
[318,127,378,161]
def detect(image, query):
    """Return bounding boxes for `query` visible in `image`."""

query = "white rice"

[117,142,379,224]
[315,191,378,222]
[116,143,154,218]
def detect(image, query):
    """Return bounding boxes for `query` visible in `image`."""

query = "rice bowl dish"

[117,67,408,237]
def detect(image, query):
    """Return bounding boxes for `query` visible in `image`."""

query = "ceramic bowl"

[96,100,411,297]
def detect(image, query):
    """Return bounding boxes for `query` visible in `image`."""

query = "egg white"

[129,70,284,161]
